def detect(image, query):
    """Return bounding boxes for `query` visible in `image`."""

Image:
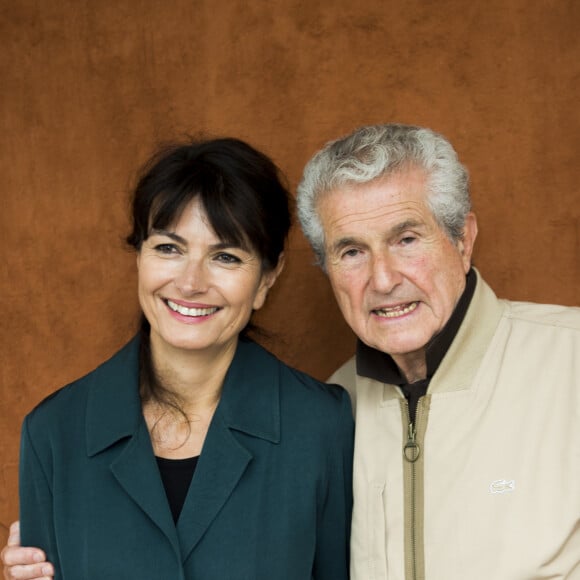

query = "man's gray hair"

[296,124,471,266]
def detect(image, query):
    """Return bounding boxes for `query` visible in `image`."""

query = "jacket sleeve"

[313,388,354,580]
[19,415,62,578]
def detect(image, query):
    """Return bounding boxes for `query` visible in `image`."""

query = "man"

[3,124,580,579]
[297,124,580,579]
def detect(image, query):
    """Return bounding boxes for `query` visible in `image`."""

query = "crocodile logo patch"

[489,479,515,494]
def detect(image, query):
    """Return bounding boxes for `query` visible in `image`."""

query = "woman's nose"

[174,258,208,295]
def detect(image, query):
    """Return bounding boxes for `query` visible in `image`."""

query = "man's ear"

[458,212,478,272]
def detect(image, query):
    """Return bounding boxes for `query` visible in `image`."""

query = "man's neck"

[392,352,427,384]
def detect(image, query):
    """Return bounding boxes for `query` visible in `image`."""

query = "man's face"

[318,168,477,381]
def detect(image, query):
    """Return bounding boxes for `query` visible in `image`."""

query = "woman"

[2,138,353,579]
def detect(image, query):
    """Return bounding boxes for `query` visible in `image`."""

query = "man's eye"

[400,236,416,245]
[343,249,359,257]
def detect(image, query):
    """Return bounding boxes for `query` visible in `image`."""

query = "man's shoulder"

[502,299,580,332]
[328,356,357,386]
[327,356,357,409]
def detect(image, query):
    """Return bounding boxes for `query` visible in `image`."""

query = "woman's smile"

[164,298,220,318]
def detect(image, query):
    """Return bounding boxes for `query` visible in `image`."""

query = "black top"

[156,455,199,523]
[355,268,477,424]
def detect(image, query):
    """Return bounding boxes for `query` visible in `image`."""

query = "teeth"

[374,302,418,318]
[167,300,218,317]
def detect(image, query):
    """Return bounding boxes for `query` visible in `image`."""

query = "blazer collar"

[214,338,281,444]
[86,336,281,457]
[86,337,143,457]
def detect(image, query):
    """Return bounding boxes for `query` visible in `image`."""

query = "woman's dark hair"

[127,137,292,413]
[127,137,291,270]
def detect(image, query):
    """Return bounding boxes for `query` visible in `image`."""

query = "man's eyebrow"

[329,237,362,254]
[389,219,424,237]
[329,219,425,253]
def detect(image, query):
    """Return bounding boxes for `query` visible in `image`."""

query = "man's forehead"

[320,176,431,229]
[326,167,427,202]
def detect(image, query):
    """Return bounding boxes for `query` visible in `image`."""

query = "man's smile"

[372,301,419,318]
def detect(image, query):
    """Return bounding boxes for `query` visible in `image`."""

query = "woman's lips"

[165,299,220,317]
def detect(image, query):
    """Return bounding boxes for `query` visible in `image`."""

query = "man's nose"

[369,252,403,294]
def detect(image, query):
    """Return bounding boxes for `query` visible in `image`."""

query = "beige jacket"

[330,273,580,580]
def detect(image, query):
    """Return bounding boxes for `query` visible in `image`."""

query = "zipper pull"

[404,422,421,463]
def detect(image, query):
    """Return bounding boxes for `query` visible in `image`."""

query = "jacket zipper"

[403,400,423,580]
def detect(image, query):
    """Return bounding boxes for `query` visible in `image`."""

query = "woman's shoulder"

[26,337,140,427]
[243,339,350,409]
[281,361,349,404]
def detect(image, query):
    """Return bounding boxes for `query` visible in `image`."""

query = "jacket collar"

[428,268,505,393]
[86,336,281,457]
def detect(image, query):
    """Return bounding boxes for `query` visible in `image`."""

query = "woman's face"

[136,198,281,359]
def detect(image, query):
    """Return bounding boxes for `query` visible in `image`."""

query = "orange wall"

[1,0,579,541]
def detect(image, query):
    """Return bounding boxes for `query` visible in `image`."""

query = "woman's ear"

[269,252,286,286]
[253,253,286,311]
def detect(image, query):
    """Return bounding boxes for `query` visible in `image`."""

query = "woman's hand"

[1,522,53,580]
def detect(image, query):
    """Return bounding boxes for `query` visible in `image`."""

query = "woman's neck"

[149,336,238,411]
[143,336,238,459]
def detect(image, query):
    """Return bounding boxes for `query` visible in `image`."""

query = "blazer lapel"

[176,339,281,562]
[176,407,252,561]
[110,420,180,553]
[85,337,179,554]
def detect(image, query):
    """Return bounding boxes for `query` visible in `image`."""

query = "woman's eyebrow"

[150,229,187,245]
[150,231,246,252]
[210,241,245,251]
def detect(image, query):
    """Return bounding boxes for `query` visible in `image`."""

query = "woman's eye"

[400,236,416,246]
[154,244,178,254]
[216,252,241,264]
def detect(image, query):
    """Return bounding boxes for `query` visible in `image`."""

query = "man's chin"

[366,327,432,357]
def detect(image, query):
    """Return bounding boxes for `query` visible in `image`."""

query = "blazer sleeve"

[313,388,354,580]
[19,415,62,578]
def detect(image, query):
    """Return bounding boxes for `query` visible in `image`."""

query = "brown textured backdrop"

[1,0,579,542]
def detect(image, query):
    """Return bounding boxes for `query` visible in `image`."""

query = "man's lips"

[372,301,419,318]
[165,299,220,317]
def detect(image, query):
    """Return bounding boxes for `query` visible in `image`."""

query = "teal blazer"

[20,337,353,579]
